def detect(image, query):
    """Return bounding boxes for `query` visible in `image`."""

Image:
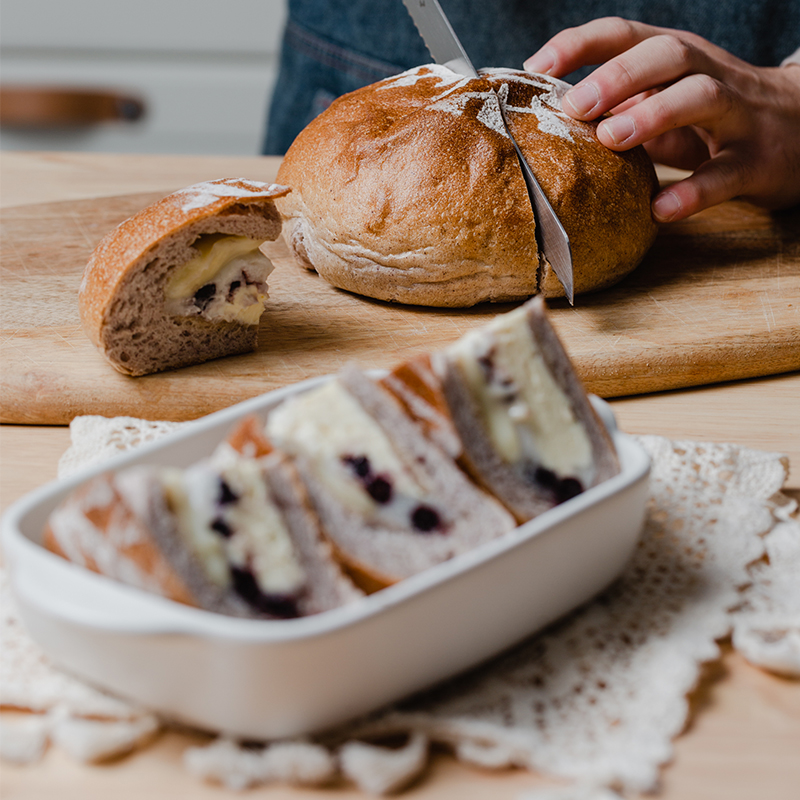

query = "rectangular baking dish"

[1,375,650,740]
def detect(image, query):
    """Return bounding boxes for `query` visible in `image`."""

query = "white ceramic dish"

[2,375,650,740]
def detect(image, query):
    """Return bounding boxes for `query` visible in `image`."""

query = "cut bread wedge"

[384,297,620,523]
[79,178,290,376]
[264,367,516,590]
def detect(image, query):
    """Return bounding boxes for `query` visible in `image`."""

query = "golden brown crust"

[327,541,398,594]
[226,414,275,458]
[277,66,658,306]
[383,355,443,415]
[380,354,462,460]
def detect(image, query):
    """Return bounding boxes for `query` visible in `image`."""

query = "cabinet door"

[0,0,288,155]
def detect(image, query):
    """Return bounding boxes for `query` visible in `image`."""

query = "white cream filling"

[447,306,594,484]
[164,235,274,325]
[161,457,305,596]
[266,381,441,527]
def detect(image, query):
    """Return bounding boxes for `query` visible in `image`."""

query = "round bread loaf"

[80,178,290,376]
[276,65,659,307]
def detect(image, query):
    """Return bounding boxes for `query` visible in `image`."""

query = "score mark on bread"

[79,178,290,376]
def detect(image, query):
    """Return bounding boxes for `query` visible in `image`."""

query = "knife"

[402,0,575,304]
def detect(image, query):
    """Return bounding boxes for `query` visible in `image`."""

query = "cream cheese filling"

[161,456,305,597]
[447,306,594,484]
[266,381,443,529]
[164,235,274,325]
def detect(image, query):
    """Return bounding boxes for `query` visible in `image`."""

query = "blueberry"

[193,283,216,311]
[260,594,301,619]
[226,280,241,301]
[533,466,558,488]
[342,454,371,478]
[411,505,441,532]
[555,477,583,504]
[230,567,300,618]
[366,475,393,504]
[529,465,584,505]
[218,479,238,505]
[211,518,233,538]
[343,454,393,504]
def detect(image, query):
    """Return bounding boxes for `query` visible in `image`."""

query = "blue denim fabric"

[263,0,800,154]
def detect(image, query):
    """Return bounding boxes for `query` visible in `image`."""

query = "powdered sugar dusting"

[430,90,509,139]
[485,69,575,142]
[476,93,508,138]
[174,179,288,213]
[378,64,469,93]
[380,64,577,142]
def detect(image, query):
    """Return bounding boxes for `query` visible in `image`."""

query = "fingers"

[525,17,800,218]
[609,89,657,116]
[596,73,736,150]
[562,35,716,121]
[651,152,752,221]
[524,17,660,77]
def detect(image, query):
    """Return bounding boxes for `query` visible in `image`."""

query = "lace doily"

[2,415,798,797]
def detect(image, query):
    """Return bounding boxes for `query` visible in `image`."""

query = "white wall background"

[0,0,288,154]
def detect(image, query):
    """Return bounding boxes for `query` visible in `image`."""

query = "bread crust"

[259,453,365,613]
[276,65,658,307]
[43,469,210,609]
[79,178,290,376]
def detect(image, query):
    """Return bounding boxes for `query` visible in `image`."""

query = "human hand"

[524,17,800,222]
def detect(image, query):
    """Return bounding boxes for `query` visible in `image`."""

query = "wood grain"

[0,151,284,209]
[1,186,798,424]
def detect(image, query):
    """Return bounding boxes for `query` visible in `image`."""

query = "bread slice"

[264,367,516,589]
[44,449,363,618]
[79,178,290,376]
[384,297,620,523]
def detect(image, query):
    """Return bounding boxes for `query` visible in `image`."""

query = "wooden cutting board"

[1,191,798,424]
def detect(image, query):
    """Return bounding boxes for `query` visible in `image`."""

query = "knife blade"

[496,99,574,304]
[402,0,575,304]
[401,0,478,78]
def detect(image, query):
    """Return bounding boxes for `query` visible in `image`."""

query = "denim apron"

[264,0,800,154]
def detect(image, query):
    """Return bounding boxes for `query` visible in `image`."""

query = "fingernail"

[524,48,556,75]
[653,191,682,222]
[563,82,600,118]
[600,115,636,145]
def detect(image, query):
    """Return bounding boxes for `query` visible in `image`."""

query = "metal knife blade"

[402,0,478,78]
[401,0,575,304]
[496,100,574,304]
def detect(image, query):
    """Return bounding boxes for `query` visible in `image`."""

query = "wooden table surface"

[1,151,799,799]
